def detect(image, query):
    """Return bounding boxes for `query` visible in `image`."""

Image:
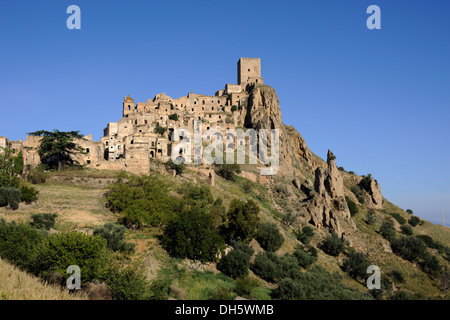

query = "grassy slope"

[1,167,449,299]
[0,257,88,300]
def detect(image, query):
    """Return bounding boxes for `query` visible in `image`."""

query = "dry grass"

[0,258,88,300]
[0,183,115,231]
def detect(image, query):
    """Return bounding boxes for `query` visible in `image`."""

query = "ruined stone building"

[2,58,265,175]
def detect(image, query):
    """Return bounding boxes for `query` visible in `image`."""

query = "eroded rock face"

[368,178,383,208]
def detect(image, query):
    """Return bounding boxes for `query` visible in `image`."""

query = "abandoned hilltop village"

[0,57,385,239]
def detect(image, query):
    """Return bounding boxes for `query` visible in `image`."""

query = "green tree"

[0,148,23,188]
[30,213,57,230]
[408,216,422,227]
[217,249,251,279]
[222,199,260,243]
[380,220,396,242]
[256,222,284,252]
[34,231,108,284]
[215,163,241,181]
[28,130,85,171]
[93,223,135,253]
[346,196,358,216]
[321,232,346,256]
[162,207,225,263]
[391,236,427,262]
[342,249,371,280]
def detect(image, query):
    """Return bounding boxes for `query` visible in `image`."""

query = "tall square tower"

[238,58,261,85]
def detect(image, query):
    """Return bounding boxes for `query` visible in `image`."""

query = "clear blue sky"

[1,0,449,223]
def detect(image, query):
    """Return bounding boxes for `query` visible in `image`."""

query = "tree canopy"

[28,130,85,171]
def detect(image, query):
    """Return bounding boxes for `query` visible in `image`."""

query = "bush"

[250,252,283,283]
[168,113,179,121]
[390,290,415,300]
[222,199,260,244]
[162,207,225,263]
[231,240,254,257]
[400,225,414,236]
[390,270,405,284]
[391,236,427,262]
[182,184,214,209]
[256,222,284,252]
[294,225,314,244]
[19,185,39,204]
[420,253,442,277]
[408,216,422,227]
[215,163,241,181]
[359,174,373,192]
[104,264,152,300]
[321,232,346,256]
[415,234,434,248]
[0,187,21,210]
[380,220,396,243]
[154,123,167,135]
[106,174,179,228]
[231,105,237,112]
[234,277,263,298]
[342,249,371,280]
[27,165,47,184]
[242,180,253,194]
[34,231,108,284]
[30,213,57,230]
[365,210,377,225]
[345,196,358,216]
[293,245,317,269]
[406,209,413,214]
[350,185,365,204]
[0,221,45,270]
[211,287,236,300]
[217,249,250,279]
[271,266,372,300]
[390,213,406,225]
[165,158,185,175]
[94,223,135,253]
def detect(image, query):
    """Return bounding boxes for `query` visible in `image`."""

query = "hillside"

[0,84,449,300]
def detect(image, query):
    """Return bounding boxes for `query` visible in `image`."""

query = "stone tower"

[237,58,263,86]
[123,95,135,117]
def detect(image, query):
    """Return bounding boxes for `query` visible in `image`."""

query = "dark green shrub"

[408,216,422,227]
[168,113,179,121]
[380,220,396,242]
[342,249,371,280]
[415,234,434,248]
[293,245,317,269]
[211,287,236,300]
[406,209,413,214]
[321,232,346,256]
[30,213,57,230]
[19,185,39,204]
[420,253,442,277]
[217,249,250,279]
[294,225,314,244]
[256,222,284,252]
[400,225,414,236]
[231,240,254,257]
[250,252,283,283]
[366,210,377,225]
[0,221,45,270]
[350,185,365,204]
[231,105,237,112]
[165,158,185,175]
[282,211,296,226]
[345,196,358,216]
[359,174,373,191]
[0,187,21,210]
[182,184,214,208]
[242,180,253,194]
[215,163,241,181]
[390,213,406,225]
[271,266,372,300]
[222,199,260,243]
[390,270,405,284]
[391,236,427,262]
[154,123,167,135]
[162,207,225,263]
[34,231,108,284]
[93,223,135,253]
[149,278,171,300]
